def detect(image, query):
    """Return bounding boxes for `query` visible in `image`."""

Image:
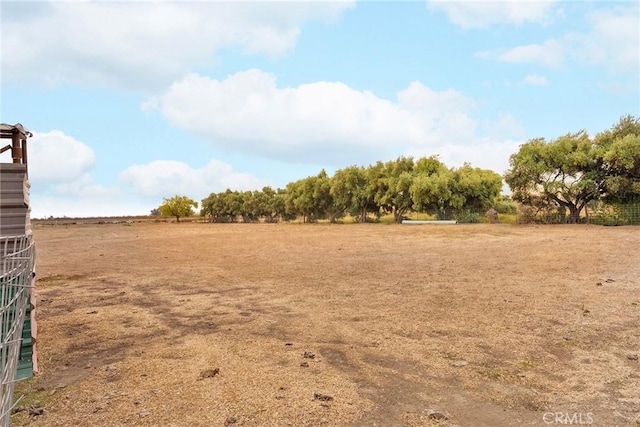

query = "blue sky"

[1,0,638,218]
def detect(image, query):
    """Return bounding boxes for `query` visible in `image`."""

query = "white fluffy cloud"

[25,130,265,217]
[24,130,138,218]
[119,159,266,198]
[145,69,490,167]
[28,130,96,187]
[573,6,640,75]
[499,39,564,68]
[428,0,556,28]
[477,5,638,79]
[1,0,354,90]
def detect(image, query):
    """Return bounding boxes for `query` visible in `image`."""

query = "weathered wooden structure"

[0,123,37,424]
[0,123,31,173]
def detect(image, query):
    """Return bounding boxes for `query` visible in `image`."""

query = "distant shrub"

[494,196,518,214]
[516,204,568,224]
[455,212,483,224]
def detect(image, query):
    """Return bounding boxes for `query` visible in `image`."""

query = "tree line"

[200,157,505,223]
[157,115,639,224]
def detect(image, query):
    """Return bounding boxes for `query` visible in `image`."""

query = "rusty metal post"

[11,129,22,164]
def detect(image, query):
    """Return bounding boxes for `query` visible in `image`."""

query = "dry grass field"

[12,222,640,426]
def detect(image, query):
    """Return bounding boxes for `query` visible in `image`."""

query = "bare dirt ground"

[12,222,640,426]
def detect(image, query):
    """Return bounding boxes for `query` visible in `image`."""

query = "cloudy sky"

[2,0,638,218]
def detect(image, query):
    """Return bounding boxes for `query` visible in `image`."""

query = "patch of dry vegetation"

[12,223,640,426]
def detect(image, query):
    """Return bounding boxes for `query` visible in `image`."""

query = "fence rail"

[0,236,35,426]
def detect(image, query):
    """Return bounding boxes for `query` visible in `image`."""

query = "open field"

[13,223,640,426]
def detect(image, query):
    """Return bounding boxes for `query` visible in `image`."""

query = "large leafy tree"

[221,189,244,222]
[594,115,640,202]
[241,190,263,222]
[200,193,216,221]
[364,161,386,220]
[410,156,451,216]
[375,157,415,223]
[203,192,233,222]
[330,165,373,223]
[506,116,640,223]
[504,131,602,223]
[411,158,502,218]
[260,186,287,222]
[285,171,332,223]
[158,195,198,222]
[311,169,333,221]
[449,164,503,211]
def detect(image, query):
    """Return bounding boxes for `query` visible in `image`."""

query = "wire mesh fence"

[586,202,640,226]
[410,202,640,225]
[0,236,35,426]
[514,202,640,225]
[515,206,569,224]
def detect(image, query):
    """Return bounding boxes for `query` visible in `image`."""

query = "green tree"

[364,161,386,221]
[330,165,373,223]
[410,156,451,216]
[202,192,231,222]
[260,186,288,222]
[375,157,415,223]
[594,115,640,202]
[158,195,198,222]
[311,169,333,221]
[200,194,214,221]
[284,179,305,221]
[220,189,243,222]
[449,164,503,210]
[240,191,259,222]
[285,171,332,222]
[493,195,518,215]
[411,169,453,217]
[505,131,601,223]
[410,159,502,219]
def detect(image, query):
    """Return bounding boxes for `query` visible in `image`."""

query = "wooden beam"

[22,138,29,176]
